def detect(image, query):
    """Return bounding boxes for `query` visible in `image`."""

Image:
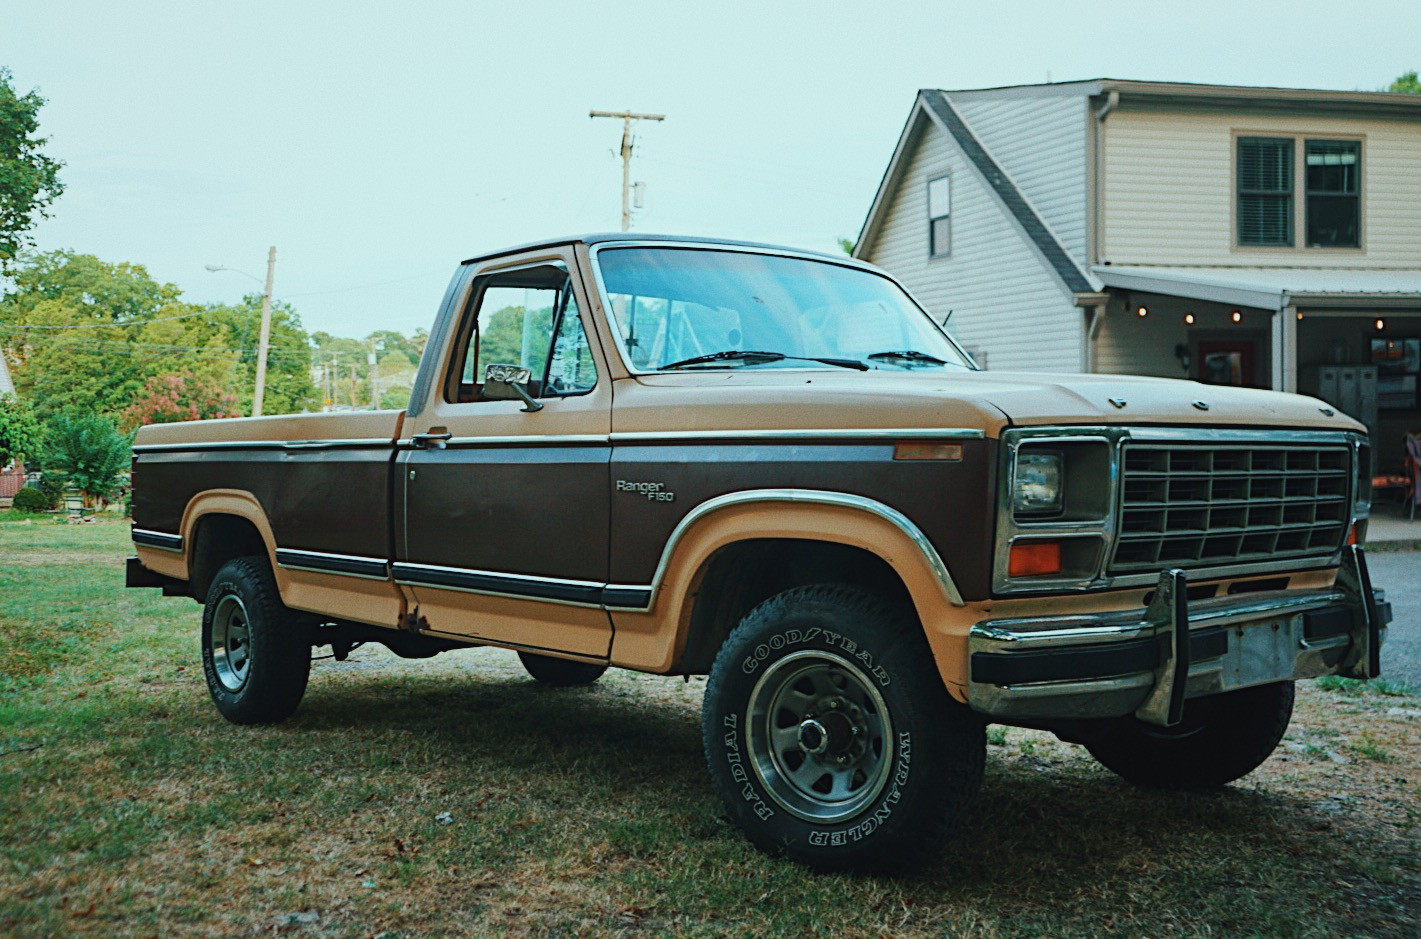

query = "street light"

[206,247,277,417]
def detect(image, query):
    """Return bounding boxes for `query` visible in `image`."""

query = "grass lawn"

[1,517,1418,937]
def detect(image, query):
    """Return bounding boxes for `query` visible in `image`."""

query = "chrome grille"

[1109,443,1351,574]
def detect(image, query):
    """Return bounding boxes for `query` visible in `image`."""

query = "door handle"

[410,431,453,449]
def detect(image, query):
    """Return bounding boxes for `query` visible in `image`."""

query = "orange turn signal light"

[1346,524,1359,546]
[893,441,964,461]
[1009,541,1063,577]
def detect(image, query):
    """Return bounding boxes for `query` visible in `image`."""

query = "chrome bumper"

[967,547,1388,727]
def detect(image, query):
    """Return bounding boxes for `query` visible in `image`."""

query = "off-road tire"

[201,556,311,724]
[702,584,985,873]
[1085,681,1295,789]
[517,651,608,686]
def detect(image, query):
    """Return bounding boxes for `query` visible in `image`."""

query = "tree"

[2,250,179,325]
[0,392,41,465]
[1,251,189,423]
[1387,70,1421,94]
[1,252,318,422]
[42,412,131,508]
[0,68,64,271]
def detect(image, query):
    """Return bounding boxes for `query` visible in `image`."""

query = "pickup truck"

[127,234,1390,873]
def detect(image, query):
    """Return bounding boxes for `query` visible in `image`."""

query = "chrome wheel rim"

[747,650,893,823]
[210,594,252,693]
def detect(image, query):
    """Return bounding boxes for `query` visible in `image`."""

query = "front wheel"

[702,584,984,873]
[1084,681,1295,789]
[201,556,311,724]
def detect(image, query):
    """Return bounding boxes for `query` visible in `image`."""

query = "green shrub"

[11,486,50,513]
[41,414,132,508]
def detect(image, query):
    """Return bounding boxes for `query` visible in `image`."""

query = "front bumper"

[967,546,1390,726]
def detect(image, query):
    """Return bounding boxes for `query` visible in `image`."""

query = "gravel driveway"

[1368,549,1420,689]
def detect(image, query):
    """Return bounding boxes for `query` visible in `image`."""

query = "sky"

[3,0,1419,339]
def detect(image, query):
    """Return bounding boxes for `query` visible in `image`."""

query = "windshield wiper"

[661,350,867,371]
[866,350,951,367]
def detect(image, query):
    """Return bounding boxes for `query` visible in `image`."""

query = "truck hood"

[618,369,1364,436]
[967,369,1363,432]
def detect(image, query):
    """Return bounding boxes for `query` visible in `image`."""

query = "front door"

[1197,340,1258,388]
[395,250,614,657]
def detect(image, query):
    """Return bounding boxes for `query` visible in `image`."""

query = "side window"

[927,174,951,257]
[447,263,598,403]
[470,283,559,386]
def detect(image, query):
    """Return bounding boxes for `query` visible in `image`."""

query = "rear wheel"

[1085,681,1295,789]
[517,651,607,686]
[201,556,311,724]
[702,584,984,873]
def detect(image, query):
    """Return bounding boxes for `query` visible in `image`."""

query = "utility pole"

[205,247,277,417]
[368,339,380,409]
[590,109,665,231]
[252,246,277,417]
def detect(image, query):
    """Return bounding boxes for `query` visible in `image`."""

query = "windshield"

[594,247,975,372]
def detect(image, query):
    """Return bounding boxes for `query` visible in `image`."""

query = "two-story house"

[855,80,1421,450]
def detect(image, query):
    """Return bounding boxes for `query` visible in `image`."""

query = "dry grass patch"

[2,521,1418,936]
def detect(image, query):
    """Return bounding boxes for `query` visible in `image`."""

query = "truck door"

[394,251,614,657]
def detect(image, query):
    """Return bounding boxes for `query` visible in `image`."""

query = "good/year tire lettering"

[740,627,891,686]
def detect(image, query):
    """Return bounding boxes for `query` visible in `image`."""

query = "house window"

[1237,136,1362,249]
[1238,137,1293,246]
[928,174,951,256]
[1305,140,1360,247]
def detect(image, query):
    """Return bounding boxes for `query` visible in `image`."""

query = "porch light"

[1376,319,1386,331]
[1231,311,1243,323]
[1184,313,1195,325]
[1136,306,1148,317]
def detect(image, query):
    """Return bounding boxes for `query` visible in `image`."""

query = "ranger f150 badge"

[616,479,675,502]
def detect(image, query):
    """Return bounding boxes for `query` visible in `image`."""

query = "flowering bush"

[121,373,240,430]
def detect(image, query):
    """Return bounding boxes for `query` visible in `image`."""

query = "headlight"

[1013,451,1063,515]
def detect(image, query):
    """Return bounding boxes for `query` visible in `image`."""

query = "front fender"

[608,489,978,695]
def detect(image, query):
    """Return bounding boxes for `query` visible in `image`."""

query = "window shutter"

[1238,138,1293,246]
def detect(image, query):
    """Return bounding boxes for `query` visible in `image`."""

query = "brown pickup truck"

[127,234,1390,872]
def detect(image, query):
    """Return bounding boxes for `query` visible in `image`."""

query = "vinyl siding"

[1101,108,1421,267]
[863,122,1082,373]
[953,94,1090,265]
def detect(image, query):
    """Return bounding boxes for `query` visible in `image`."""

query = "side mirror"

[483,363,543,412]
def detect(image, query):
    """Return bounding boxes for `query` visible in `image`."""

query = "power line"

[0,308,222,330]
[12,333,412,367]
[9,336,314,361]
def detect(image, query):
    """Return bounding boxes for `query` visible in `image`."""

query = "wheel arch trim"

[621,488,964,610]
[172,490,283,593]
[609,488,967,673]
